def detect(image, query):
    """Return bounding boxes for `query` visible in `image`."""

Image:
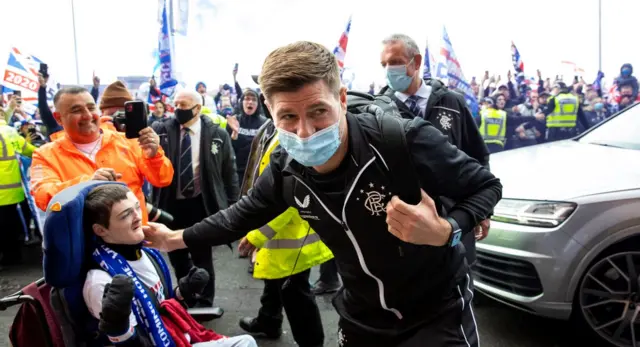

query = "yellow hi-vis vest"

[245,134,334,279]
[0,124,34,206]
[201,107,228,129]
[478,108,507,147]
[547,93,578,128]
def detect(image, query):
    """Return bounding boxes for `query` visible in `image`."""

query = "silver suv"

[475,103,640,347]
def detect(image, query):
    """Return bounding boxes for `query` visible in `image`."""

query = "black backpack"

[346,91,422,205]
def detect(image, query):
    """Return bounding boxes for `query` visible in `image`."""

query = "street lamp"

[71,0,80,84]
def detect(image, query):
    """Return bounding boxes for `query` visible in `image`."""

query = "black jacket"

[381,79,490,264]
[151,115,239,216]
[183,112,502,335]
[228,92,267,181]
[239,119,276,196]
[380,78,490,167]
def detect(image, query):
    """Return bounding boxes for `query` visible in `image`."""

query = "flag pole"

[598,0,602,71]
[71,0,81,84]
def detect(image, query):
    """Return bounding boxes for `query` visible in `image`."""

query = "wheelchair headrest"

[43,181,127,288]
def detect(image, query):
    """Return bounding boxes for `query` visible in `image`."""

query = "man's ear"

[339,86,348,110]
[413,55,423,77]
[92,223,108,238]
[53,111,63,126]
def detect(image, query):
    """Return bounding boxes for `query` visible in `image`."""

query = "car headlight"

[491,199,577,228]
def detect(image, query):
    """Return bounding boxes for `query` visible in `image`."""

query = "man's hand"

[238,237,256,256]
[92,168,122,181]
[143,222,185,252]
[177,267,210,307]
[38,73,48,88]
[226,115,239,133]
[386,189,452,246]
[138,127,160,158]
[474,219,491,241]
[535,112,546,121]
[99,275,134,335]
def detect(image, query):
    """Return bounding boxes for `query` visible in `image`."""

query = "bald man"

[151,90,239,314]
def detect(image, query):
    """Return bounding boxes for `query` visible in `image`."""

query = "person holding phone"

[30,86,174,224]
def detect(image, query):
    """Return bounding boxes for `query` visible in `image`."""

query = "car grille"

[473,251,543,297]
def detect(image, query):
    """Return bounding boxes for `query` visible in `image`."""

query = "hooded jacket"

[182,111,502,335]
[230,89,267,180]
[616,64,639,99]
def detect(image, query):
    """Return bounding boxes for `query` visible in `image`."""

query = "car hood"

[491,140,640,200]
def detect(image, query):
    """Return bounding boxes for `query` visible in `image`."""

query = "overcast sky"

[2,0,639,91]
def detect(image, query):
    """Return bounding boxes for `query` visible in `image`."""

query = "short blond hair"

[259,41,341,101]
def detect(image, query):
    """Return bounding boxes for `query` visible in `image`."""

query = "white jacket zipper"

[293,157,404,320]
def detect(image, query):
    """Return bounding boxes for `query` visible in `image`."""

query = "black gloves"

[177,267,209,307]
[99,274,135,336]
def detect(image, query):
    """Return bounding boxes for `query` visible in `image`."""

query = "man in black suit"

[152,90,239,315]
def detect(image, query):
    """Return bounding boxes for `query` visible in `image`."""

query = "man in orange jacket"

[49,81,128,141]
[30,86,173,224]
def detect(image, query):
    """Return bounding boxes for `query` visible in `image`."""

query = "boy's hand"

[99,275,135,335]
[177,267,210,307]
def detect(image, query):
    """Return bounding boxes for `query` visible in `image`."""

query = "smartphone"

[124,101,148,139]
[39,63,49,78]
[233,63,239,71]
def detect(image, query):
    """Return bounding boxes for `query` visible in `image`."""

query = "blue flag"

[155,0,179,98]
[438,27,478,116]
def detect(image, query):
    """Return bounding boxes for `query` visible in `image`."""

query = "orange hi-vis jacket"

[30,128,174,224]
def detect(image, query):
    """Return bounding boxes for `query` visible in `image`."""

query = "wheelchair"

[0,181,220,347]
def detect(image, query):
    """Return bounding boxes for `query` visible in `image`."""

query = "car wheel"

[577,251,640,347]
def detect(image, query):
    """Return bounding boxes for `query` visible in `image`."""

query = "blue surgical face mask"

[277,117,341,167]
[386,58,414,92]
[594,103,604,111]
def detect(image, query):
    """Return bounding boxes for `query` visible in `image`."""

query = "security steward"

[477,98,507,154]
[144,41,502,347]
[0,119,35,267]
[152,89,239,315]
[236,119,331,347]
[535,81,590,142]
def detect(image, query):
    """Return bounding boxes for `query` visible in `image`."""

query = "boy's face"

[93,192,144,245]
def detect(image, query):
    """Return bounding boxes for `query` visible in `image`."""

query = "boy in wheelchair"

[83,183,256,347]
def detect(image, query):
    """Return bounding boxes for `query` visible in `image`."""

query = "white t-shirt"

[83,252,166,328]
[72,135,103,162]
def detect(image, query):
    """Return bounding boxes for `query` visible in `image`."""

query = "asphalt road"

[0,245,596,347]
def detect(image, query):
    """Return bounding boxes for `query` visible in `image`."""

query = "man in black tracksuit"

[379,34,491,267]
[144,41,502,347]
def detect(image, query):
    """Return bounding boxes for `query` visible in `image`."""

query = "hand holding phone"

[124,101,148,139]
[39,63,49,78]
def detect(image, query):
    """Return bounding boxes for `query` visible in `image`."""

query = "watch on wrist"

[445,217,462,247]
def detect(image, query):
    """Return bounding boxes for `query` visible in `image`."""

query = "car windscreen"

[578,103,640,150]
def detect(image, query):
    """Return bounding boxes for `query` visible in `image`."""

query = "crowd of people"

[0,31,638,347]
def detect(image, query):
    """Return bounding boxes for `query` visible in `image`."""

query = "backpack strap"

[374,114,422,205]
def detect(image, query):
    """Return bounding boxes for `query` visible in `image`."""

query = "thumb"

[147,222,163,230]
[420,189,435,207]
